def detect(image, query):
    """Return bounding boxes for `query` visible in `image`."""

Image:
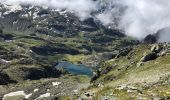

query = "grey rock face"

[0,71,16,85]
[143,34,157,44]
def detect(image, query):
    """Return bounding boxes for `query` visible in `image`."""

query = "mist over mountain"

[1,0,170,41]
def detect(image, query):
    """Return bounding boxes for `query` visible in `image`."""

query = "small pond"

[56,61,93,77]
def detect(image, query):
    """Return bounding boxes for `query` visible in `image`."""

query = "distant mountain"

[0,3,125,37]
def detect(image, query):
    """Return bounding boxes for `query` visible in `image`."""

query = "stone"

[151,44,162,53]
[101,66,114,74]
[159,50,167,56]
[140,52,157,62]
[0,71,16,85]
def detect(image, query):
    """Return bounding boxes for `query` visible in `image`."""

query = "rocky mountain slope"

[76,43,170,100]
[0,3,138,100]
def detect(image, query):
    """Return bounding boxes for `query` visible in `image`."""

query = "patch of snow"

[3,91,32,100]
[36,25,39,28]
[0,59,11,64]
[3,91,25,98]
[5,40,13,42]
[73,23,76,25]
[73,90,78,95]
[73,90,78,93]
[52,82,61,87]
[3,4,22,15]
[59,10,67,15]
[21,14,28,18]
[17,46,20,49]
[0,12,2,17]
[49,28,52,30]
[52,9,60,12]
[33,12,38,19]
[29,50,33,52]
[13,20,19,25]
[42,6,48,9]
[36,93,50,99]
[25,93,32,99]
[34,89,39,92]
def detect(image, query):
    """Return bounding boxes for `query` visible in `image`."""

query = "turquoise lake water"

[56,61,93,77]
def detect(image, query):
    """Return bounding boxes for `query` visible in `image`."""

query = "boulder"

[140,52,157,62]
[82,18,98,28]
[0,71,16,85]
[116,47,133,58]
[104,75,116,81]
[90,71,100,82]
[159,50,167,56]
[81,18,98,32]
[100,66,114,74]
[150,44,163,53]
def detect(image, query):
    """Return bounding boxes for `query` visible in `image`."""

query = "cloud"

[157,28,170,42]
[118,0,170,39]
[95,0,170,40]
[159,33,170,42]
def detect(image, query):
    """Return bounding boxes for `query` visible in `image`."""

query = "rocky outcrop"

[116,46,133,58]
[31,45,80,55]
[140,43,170,62]
[140,52,157,62]
[143,34,157,44]
[143,28,170,44]
[100,65,115,74]
[90,70,100,82]
[0,71,16,85]
[150,44,163,53]
[0,30,14,40]
[5,66,63,81]
[91,64,116,82]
